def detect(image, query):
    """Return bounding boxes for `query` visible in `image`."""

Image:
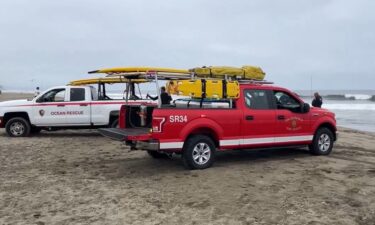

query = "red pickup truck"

[99,83,337,169]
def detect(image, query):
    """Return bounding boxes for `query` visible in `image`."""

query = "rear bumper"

[0,117,4,128]
[134,140,160,151]
[98,127,160,151]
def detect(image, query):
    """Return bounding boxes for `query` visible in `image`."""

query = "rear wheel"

[182,135,216,170]
[309,128,334,155]
[5,117,31,137]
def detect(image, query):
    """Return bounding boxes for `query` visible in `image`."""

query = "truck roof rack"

[87,66,273,106]
[237,80,274,84]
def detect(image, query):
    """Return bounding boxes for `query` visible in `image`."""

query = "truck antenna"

[310,75,313,102]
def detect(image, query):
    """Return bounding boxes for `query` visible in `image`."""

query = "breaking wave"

[324,103,375,111]
[324,94,374,101]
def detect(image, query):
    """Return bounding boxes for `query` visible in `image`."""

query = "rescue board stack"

[69,77,147,86]
[189,66,265,81]
[88,65,267,99]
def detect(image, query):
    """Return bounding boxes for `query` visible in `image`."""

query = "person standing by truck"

[146,86,172,105]
[312,92,323,108]
[34,87,40,98]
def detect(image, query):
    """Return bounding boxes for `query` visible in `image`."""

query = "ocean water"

[298,90,375,133]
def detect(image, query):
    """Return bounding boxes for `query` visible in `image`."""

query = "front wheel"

[182,135,216,170]
[5,117,31,137]
[309,128,334,155]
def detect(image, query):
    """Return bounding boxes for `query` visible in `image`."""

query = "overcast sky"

[0,0,374,91]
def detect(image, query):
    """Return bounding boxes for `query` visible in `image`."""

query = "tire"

[5,117,31,137]
[147,150,169,159]
[110,119,119,128]
[182,135,216,170]
[309,128,334,155]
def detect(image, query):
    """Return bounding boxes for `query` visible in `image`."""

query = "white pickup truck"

[0,84,153,137]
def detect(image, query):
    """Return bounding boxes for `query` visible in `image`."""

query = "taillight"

[152,117,165,133]
[119,105,126,129]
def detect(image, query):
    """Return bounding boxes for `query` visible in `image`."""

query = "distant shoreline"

[0,92,34,101]
[0,90,34,94]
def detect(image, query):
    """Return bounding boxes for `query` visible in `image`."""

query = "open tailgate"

[98,128,150,141]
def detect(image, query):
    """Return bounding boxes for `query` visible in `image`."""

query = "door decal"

[286,117,303,131]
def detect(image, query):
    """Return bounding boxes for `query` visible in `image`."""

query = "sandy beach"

[1,93,375,225]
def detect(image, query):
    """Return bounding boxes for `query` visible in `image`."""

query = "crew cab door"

[65,87,91,125]
[240,89,276,147]
[272,90,312,144]
[32,88,68,125]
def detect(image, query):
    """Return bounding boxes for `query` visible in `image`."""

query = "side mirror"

[302,103,310,113]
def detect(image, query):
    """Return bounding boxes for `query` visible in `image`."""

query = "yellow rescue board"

[190,66,265,80]
[89,67,190,75]
[69,77,147,86]
[88,65,265,81]
[175,79,240,99]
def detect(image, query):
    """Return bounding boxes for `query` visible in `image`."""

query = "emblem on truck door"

[39,110,45,117]
[291,119,297,128]
[286,117,302,131]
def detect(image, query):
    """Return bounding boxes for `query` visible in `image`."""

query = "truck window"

[244,90,272,109]
[90,86,98,101]
[274,91,301,112]
[37,88,66,102]
[70,88,85,101]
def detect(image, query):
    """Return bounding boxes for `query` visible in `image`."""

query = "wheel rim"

[318,133,331,152]
[10,122,25,136]
[192,142,211,165]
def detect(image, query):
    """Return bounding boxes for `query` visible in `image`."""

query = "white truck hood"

[0,99,31,107]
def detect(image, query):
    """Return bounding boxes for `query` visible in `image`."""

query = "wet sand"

[1,93,375,225]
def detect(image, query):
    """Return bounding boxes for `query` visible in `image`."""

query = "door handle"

[277,115,285,120]
[80,104,88,106]
[57,105,65,107]
[245,115,254,121]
